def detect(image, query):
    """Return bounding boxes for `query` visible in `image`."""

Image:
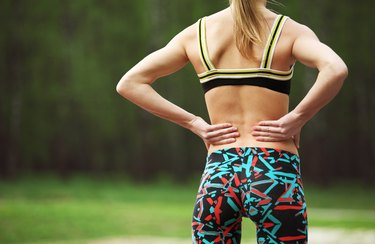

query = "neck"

[258,0,267,6]
[255,0,268,11]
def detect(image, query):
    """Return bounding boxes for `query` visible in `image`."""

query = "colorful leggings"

[192,147,308,244]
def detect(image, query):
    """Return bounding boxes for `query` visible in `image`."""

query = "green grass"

[0,176,374,243]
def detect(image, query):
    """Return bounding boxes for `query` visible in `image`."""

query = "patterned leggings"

[192,147,308,244]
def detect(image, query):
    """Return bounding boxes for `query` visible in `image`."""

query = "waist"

[208,112,296,154]
[207,146,299,161]
[208,135,298,156]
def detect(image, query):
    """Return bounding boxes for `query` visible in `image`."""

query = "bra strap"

[197,17,215,71]
[260,15,289,69]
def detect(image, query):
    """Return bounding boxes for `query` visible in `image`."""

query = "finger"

[252,126,283,133]
[207,123,234,132]
[208,132,240,143]
[257,120,281,127]
[206,127,239,139]
[211,137,237,146]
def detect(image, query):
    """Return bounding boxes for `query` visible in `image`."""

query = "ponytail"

[229,0,267,59]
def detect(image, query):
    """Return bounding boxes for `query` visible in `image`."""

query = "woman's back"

[117,0,346,156]
[186,8,299,154]
[117,1,346,242]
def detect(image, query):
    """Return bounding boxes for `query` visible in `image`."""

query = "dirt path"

[88,228,375,244]
[308,228,375,244]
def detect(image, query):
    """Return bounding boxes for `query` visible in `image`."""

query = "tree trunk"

[2,0,24,178]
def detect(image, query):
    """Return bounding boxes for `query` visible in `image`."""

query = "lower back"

[205,86,298,155]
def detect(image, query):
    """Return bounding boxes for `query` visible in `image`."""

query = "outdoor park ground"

[1,175,374,243]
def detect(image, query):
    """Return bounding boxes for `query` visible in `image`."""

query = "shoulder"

[172,8,230,46]
[283,17,319,41]
[169,20,199,47]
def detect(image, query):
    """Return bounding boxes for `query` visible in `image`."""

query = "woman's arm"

[252,24,348,147]
[116,26,239,148]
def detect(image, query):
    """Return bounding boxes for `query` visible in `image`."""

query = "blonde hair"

[229,0,269,59]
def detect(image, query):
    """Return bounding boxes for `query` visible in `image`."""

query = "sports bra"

[197,15,293,95]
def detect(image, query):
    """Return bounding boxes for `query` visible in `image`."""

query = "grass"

[0,175,374,243]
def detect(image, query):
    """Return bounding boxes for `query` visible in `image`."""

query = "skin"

[116,0,348,155]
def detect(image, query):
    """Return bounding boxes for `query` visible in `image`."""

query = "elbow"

[116,76,132,97]
[116,80,125,96]
[116,80,126,96]
[324,60,348,86]
[116,72,153,98]
[335,61,349,81]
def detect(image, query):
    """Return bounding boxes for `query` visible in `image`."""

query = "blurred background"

[0,0,375,243]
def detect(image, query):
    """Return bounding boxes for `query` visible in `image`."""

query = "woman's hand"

[251,111,306,149]
[188,117,240,150]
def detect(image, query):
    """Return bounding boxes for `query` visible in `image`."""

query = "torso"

[185,8,299,155]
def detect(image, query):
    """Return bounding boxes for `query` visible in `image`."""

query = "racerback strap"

[197,15,289,71]
[260,15,289,69]
[198,17,215,71]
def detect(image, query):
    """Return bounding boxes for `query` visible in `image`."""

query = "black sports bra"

[197,15,293,95]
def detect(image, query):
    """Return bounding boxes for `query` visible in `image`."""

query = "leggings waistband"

[207,147,299,160]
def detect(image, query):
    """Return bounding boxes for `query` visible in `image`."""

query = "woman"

[116,0,348,243]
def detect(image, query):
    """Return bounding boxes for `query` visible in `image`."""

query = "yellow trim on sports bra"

[198,67,294,83]
[196,15,293,95]
[261,15,289,69]
[197,18,215,71]
[197,15,292,79]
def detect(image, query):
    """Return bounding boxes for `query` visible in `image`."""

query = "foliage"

[0,0,374,183]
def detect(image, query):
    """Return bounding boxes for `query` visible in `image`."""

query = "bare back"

[186,8,299,154]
